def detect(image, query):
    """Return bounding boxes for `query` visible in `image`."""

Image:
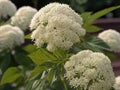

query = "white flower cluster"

[0,0,17,20]
[64,50,115,90]
[30,3,86,52]
[11,6,37,31]
[114,76,120,90]
[0,25,24,49]
[98,29,120,52]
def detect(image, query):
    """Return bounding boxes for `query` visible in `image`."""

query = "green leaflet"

[81,6,120,33]
[28,48,57,65]
[86,6,120,24]
[0,67,22,85]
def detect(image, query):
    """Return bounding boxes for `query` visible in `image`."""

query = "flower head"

[0,0,17,20]
[0,25,24,49]
[11,6,37,31]
[30,3,86,52]
[98,29,120,52]
[64,50,115,90]
[114,76,120,90]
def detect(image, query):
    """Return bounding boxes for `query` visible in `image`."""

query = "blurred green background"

[11,0,120,18]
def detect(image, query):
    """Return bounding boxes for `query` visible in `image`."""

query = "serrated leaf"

[0,67,22,85]
[83,24,102,33]
[28,48,57,65]
[87,6,120,24]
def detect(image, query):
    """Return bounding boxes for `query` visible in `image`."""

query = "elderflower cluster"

[98,29,120,52]
[0,0,17,20]
[0,25,24,49]
[11,6,37,31]
[30,3,86,52]
[64,50,115,90]
[114,76,120,90]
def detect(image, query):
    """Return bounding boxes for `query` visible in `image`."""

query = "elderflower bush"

[0,0,16,21]
[11,6,37,31]
[0,2,120,90]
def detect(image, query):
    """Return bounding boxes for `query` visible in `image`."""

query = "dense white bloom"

[114,76,120,90]
[11,6,37,31]
[30,3,86,52]
[98,29,120,52]
[0,25,24,49]
[64,50,115,90]
[0,0,16,20]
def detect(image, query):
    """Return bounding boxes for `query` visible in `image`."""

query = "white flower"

[30,3,86,52]
[64,50,115,90]
[114,76,120,90]
[0,0,16,20]
[98,29,120,52]
[11,6,37,31]
[0,25,24,49]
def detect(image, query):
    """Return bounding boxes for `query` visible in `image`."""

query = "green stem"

[60,74,68,90]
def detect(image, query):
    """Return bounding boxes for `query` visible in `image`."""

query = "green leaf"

[53,49,66,59]
[14,47,34,68]
[14,52,33,68]
[24,34,31,39]
[81,12,92,23]
[83,24,102,33]
[25,80,35,90]
[31,73,48,90]
[82,6,120,33]
[0,67,22,85]
[28,48,57,65]
[29,66,47,79]
[87,6,120,24]
[105,52,118,61]
[23,44,37,53]
[0,52,11,73]
[47,69,54,84]
[87,37,110,51]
